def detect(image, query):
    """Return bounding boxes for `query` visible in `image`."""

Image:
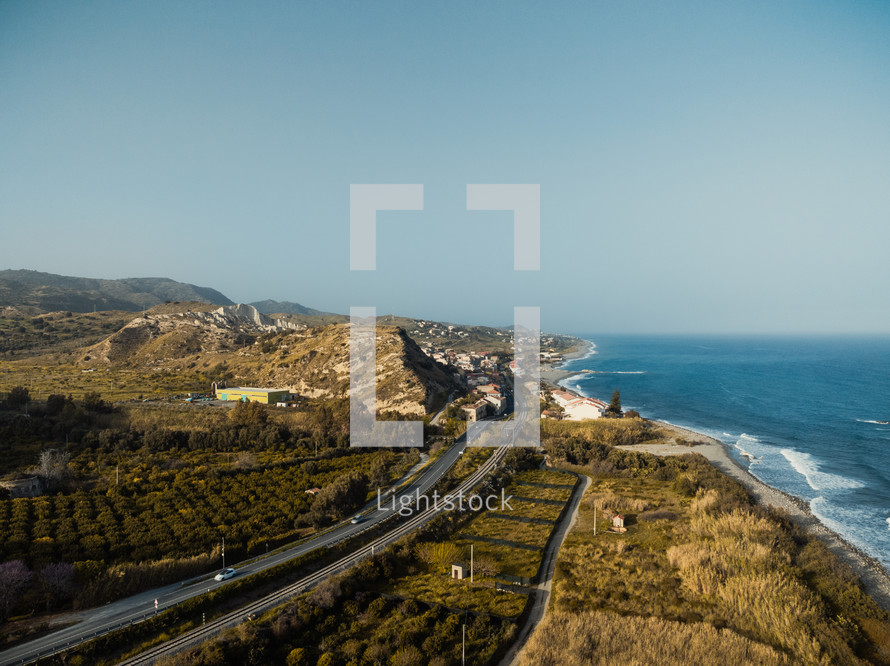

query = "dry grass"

[461,515,550,549]
[542,418,654,447]
[515,469,575,486]
[505,482,572,502]
[538,473,881,665]
[388,571,528,618]
[519,610,790,665]
[489,499,562,522]
[584,488,652,515]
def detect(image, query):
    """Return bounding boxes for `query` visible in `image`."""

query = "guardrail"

[117,447,506,665]
[1,441,471,666]
[5,445,502,666]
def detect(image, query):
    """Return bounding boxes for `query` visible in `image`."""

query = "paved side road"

[498,470,591,666]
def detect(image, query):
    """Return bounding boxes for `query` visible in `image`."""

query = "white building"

[484,394,508,415]
[551,390,608,420]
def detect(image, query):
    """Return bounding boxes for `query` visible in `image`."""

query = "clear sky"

[1,1,889,334]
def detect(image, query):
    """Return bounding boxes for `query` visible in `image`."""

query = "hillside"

[249,299,334,317]
[1,303,460,415]
[0,270,234,312]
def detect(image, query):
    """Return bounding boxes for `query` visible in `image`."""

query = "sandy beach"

[541,340,890,611]
[540,338,594,386]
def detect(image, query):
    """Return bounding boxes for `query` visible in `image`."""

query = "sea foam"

[810,497,890,564]
[780,449,864,492]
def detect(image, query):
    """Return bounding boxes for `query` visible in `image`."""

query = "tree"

[82,391,109,412]
[38,449,70,486]
[504,448,539,472]
[228,401,269,427]
[392,646,425,666]
[606,389,622,416]
[369,455,389,487]
[308,575,342,609]
[5,386,30,409]
[416,542,463,573]
[46,393,68,415]
[38,563,75,610]
[310,472,369,521]
[285,648,308,666]
[0,560,33,619]
[473,556,498,578]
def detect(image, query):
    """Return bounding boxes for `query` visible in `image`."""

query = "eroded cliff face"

[77,307,457,415]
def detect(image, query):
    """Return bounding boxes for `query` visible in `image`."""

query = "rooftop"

[218,387,288,393]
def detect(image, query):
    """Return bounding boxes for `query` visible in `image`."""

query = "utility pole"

[222,537,225,568]
[470,544,474,583]
[594,505,597,536]
[462,624,466,666]
[116,465,119,487]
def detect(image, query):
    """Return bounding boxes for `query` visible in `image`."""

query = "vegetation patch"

[521,428,890,665]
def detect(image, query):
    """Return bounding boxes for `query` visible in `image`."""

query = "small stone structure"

[451,563,467,580]
[0,476,43,498]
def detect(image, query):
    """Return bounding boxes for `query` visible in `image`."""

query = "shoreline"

[540,337,594,387]
[624,422,890,611]
[541,340,890,611]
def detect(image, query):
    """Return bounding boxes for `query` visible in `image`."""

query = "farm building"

[215,387,292,404]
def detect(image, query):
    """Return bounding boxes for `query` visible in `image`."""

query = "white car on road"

[214,567,236,581]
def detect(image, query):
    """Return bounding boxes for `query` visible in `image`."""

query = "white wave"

[811,498,890,567]
[857,419,889,425]
[596,370,646,375]
[562,373,587,384]
[780,449,864,492]
[564,340,598,364]
[887,517,890,532]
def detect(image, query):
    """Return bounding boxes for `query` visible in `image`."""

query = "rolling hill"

[0,270,234,313]
[15,302,462,415]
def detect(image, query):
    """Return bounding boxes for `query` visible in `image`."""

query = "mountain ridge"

[0,270,327,318]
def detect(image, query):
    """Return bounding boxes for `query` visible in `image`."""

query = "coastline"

[540,338,594,387]
[541,339,890,611]
[626,422,890,611]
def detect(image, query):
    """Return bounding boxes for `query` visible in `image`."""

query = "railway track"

[118,447,507,665]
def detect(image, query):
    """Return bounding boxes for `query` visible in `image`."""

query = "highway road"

[0,436,477,666]
[119,445,508,665]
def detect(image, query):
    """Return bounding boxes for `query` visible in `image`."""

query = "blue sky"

[1,1,889,334]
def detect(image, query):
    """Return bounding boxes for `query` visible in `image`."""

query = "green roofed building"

[215,387,292,404]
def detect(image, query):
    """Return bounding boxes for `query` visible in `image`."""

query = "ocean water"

[559,335,890,571]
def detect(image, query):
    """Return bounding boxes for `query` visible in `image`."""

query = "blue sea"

[559,335,890,571]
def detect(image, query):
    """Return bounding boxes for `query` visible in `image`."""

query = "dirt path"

[499,472,592,666]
